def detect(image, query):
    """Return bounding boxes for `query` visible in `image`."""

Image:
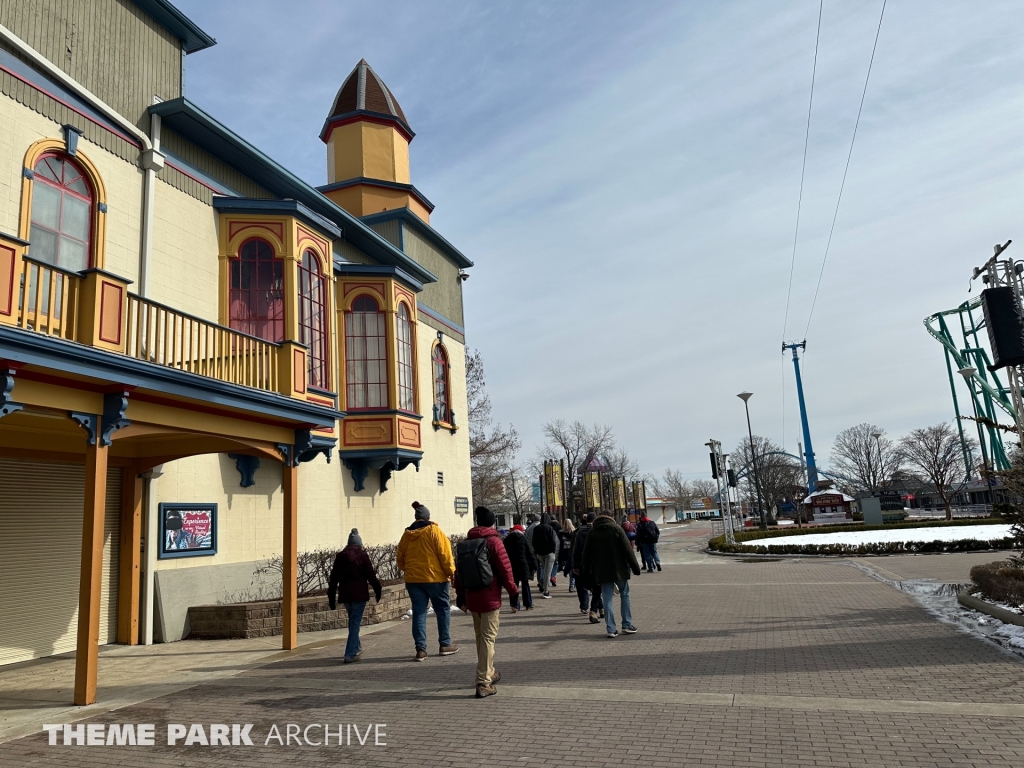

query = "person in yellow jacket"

[396,501,460,661]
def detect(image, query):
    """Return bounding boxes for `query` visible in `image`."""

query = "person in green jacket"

[580,512,641,638]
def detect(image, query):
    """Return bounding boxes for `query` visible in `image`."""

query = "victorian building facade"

[0,0,472,704]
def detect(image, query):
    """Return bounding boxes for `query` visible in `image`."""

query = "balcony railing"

[125,295,280,393]
[15,257,80,340]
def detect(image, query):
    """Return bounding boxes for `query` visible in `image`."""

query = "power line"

[781,0,824,344]
[803,0,887,340]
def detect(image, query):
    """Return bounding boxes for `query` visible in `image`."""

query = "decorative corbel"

[343,458,369,492]
[380,462,395,493]
[100,391,130,446]
[0,367,24,419]
[227,454,261,488]
[69,412,98,444]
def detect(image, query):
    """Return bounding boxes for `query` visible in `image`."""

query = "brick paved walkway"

[3,541,1023,767]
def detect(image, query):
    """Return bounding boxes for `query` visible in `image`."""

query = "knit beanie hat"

[413,502,430,520]
[347,528,362,547]
[475,506,495,527]
[512,524,525,532]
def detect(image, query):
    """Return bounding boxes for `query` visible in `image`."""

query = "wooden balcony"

[1,247,309,403]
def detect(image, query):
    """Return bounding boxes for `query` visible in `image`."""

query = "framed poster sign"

[158,503,217,559]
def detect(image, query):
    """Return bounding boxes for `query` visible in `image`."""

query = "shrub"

[970,560,1024,609]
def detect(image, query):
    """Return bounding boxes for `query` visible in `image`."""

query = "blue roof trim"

[333,263,424,293]
[317,177,434,213]
[360,209,474,269]
[0,326,342,428]
[131,0,217,53]
[148,98,437,285]
[417,302,466,336]
[212,197,341,240]
[162,148,242,196]
[0,48,139,146]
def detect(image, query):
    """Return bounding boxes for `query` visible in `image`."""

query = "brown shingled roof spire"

[328,59,409,131]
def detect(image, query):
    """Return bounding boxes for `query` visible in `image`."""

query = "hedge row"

[728,517,1005,545]
[709,533,1014,557]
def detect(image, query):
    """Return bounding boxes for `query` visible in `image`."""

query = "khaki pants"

[471,609,500,686]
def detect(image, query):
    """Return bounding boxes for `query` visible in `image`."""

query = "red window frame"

[29,153,94,271]
[396,303,415,412]
[298,250,330,390]
[432,343,450,423]
[345,295,389,409]
[229,238,284,342]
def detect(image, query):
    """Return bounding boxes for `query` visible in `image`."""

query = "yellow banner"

[585,472,601,509]
[632,481,646,511]
[613,477,627,511]
[551,463,564,508]
[544,462,554,508]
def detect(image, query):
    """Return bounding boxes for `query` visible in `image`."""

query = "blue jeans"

[640,543,660,570]
[405,582,452,650]
[344,601,366,660]
[600,580,633,634]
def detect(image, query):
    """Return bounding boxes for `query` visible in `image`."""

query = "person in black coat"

[502,524,537,609]
[328,528,383,663]
[570,512,603,621]
[532,513,560,598]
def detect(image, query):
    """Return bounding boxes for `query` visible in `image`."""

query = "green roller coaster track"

[924,297,1012,472]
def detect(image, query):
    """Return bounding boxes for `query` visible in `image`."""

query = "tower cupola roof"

[321,59,413,142]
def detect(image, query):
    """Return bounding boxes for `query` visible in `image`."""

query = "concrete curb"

[957,589,1024,628]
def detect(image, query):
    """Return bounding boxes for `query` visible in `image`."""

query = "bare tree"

[498,463,536,524]
[830,423,903,493]
[652,468,692,509]
[538,420,615,515]
[899,423,975,520]
[691,478,718,498]
[605,447,642,481]
[732,435,803,517]
[467,350,520,508]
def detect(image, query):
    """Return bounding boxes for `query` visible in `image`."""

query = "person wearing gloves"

[396,501,460,661]
[328,528,383,663]
[454,506,519,698]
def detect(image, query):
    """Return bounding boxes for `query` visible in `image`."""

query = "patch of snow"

[763,524,1011,547]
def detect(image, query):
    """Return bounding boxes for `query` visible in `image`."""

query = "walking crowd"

[327,501,663,698]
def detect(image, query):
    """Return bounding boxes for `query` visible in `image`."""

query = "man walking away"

[396,502,460,661]
[455,506,519,698]
[503,523,537,609]
[636,513,662,572]
[531,513,559,598]
[582,512,641,637]
[571,512,603,622]
[620,516,638,550]
[559,519,576,591]
[328,528,382,663]
[524,515,538,548]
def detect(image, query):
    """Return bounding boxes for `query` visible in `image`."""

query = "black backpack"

[456,538,493,590]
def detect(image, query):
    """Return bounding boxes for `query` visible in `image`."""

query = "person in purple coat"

[328,528,383,663]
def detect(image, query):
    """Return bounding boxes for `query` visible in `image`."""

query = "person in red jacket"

[328,528,382,663]
[454,506,520,698]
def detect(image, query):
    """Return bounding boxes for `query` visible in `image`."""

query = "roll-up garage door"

[0,459,121,666]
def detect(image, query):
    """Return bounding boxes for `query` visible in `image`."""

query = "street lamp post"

[737,392,767,531]
[871,431,884,492]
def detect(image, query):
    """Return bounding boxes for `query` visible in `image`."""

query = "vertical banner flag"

[551,463,564,508]
[613,477,627,511]
[544,462,555,509]
[632,481,647,511]
[585,471,601,509]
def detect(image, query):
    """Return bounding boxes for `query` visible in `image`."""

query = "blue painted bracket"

[101,391,130,446]
[0,367,23,419]
[227,454,261,488]
[343,458,370,492]
[69,412,98,444]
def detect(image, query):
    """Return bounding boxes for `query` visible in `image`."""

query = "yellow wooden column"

[282,460,298,650]
[117,467,143,645]
[74,440,109,705]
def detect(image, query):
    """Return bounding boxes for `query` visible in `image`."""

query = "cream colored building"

[0,0,473,701]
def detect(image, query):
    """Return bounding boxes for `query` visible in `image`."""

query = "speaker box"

[982,286,1024,369]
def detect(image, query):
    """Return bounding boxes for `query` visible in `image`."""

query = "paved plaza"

[2,524,1023,767]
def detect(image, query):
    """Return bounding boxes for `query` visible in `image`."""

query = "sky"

[174,0,1024,480]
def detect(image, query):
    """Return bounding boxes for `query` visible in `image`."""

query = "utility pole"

[737,392,767,530]
[782,341,819,492]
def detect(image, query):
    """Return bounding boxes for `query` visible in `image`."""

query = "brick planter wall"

[186,582,410,640]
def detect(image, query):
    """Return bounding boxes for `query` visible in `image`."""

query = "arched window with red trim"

[229,238,284,342]
[396,303,415,411]
[298,250,329,389]
[29,154,93,271]
[432,343,450,423]
[345,295,388,409]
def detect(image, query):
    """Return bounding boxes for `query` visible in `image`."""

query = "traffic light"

[727,468,737,488]
[709,453,718,479]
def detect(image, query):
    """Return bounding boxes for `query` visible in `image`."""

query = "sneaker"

[490,671,501,684]
[439,644,460,657]
[569,586,576,593]
[414,649,428,662]
[599,609,605,618]
[475,683,497,698]
[588,612,600,624]
[550,578,557,587]
[607,630,619,638]
[542,593,552,599]
[580,609,589,614]
[623,625,638,634]
[343,656,359,664]
[656,564,662,571]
